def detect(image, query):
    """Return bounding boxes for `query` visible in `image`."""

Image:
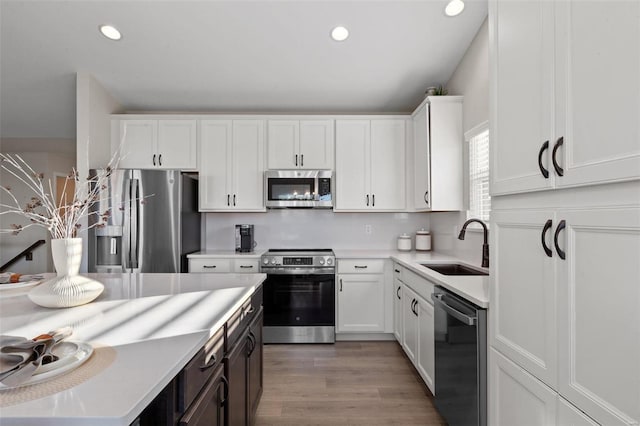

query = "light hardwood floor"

[255,341,446,426]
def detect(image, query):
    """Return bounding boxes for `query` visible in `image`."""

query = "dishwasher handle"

[431,293,477,326]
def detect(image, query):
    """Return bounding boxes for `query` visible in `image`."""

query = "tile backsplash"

[204,210,430,251]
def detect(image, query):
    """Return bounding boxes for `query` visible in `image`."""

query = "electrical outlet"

[365,224,372,235]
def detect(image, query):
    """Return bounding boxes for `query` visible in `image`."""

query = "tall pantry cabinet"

[489,1,640,426]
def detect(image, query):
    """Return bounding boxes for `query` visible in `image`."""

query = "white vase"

[28,238,104,308]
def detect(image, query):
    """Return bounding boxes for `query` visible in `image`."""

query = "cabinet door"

[491,209,557,388]
[490,0,555,195]
[225,331,248,426]
[413,102,431,211]
[554,1,640,188]
[247,310,264,426]
[199,120,232,210]
[557,208,640,426]
[178,365,226,426]
[267,120,298,169]
[337,273,385,332]
[416,295,434,394]
[558,397,599,426]
[157,120,197,170]
[299,120,334,170]
[119,120,157,169]
[370,119,406,210]
[402,285,418,363]
[489,348,558,426]
[335,120,370,210]
[232,120,265,211]
[393,277,403,342]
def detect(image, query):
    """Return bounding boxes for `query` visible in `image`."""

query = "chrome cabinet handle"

[152,154,156,166]
[541,219,553,257]
[538,140,550,178]
[554,220,566,260]
[552,137,564,176]
[431,293,476,325]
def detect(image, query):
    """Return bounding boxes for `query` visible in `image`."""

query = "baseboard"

[335,333,397,341]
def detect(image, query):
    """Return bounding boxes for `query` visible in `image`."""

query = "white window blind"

[469,128,491,222]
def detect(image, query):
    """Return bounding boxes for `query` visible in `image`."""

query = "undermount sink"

[421,263,489,276]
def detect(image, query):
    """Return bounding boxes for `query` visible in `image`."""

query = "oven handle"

[431,293,476,326]
[261,267,335,275]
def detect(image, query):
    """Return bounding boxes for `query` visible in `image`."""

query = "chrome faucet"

[458,218,489,268]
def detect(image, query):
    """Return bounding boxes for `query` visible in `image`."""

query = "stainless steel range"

[261,249,335,343]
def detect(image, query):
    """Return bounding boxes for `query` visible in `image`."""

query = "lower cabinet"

[226,308,264,426]
[396,262,435,394]
[178,365,226,426]
[189,257,260,273]
[490,348,600,426]
[393,274,403,341]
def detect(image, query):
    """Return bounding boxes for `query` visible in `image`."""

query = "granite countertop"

[0,272,266,426]
[334,249,489,308]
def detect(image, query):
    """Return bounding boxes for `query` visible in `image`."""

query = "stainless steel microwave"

[265,170,333,208]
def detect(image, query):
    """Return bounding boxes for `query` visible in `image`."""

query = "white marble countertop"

[187,250,267,259]
[334,249,489,308]
[0,272,266,426]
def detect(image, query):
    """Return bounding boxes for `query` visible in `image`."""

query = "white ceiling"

[0,0,487,140]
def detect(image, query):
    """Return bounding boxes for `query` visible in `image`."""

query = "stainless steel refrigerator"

[88,169,200,273]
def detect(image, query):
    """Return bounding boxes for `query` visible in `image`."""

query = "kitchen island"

[0,272,266,426]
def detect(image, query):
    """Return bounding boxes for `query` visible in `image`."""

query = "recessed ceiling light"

[331,26,349,42]
[99,25,122,41]
[445,0,465,17]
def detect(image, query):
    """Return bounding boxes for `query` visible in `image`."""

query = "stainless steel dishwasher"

[431,286,487,426]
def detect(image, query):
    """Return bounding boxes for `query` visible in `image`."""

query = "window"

[467,123,490,222]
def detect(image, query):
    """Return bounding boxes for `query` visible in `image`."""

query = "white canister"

[415,229,432,251]
[397,234,412,251]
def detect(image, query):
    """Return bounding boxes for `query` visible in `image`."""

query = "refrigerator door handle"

[130,178,139,269]
[123,177,132,269]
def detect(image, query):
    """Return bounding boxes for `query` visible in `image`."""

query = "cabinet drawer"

[338,259,385,274]
[189,259,232,273]
[393,263,404,280]
[402,268,434,304]
[178,327,225,412]
[233,259,259,273]
[179,364,225,426]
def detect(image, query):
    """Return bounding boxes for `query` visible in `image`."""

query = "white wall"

[76,72,122,271]
[430,18,489,266]
[204,210,430,251]
[0,151,75,273]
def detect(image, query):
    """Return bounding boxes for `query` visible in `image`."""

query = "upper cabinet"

[267,119,334,170]
[199,119,265,212]
[412,96,463,211]
[490,0,640,196]
[114,118,197,170]
[334,119,406,211]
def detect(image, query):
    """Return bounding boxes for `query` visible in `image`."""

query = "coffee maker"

[235,225,255,252]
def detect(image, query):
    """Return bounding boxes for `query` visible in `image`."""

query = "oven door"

[263,273,335,343]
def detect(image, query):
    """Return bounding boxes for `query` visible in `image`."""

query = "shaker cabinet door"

[199,120,232,210]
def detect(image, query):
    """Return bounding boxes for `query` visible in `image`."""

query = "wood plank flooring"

[255,341,446,426]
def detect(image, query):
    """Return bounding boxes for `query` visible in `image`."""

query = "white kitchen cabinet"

[416,296,434,393]
[189,257,259,273]
[558,397,599,426]
[267,119,334,170]
[490,348,558,426]
[556,207,640,426]
[199,119,265,211]
[337,273,385,333]
[393,266,403,342]
[335,119,406,211]
[490,0,640,196]
[397,263,435,394]
[412,96,464,211]
[490,209,557,389]
[115,119,197,170]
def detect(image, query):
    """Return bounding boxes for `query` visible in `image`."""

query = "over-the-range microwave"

[265,170,333,208]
